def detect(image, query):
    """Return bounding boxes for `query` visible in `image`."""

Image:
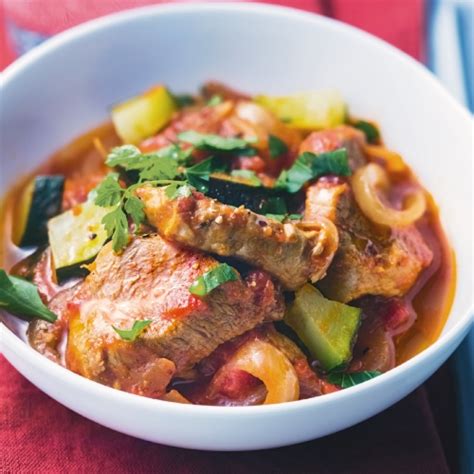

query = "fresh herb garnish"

[106,145,180,181]
[0,269,57,323]
[327,370,382,388]
[230,169,262,187]
[112,319,152,342]
[268,134,288,159]
[265,213,302,222]
[189,263,239,297]
[101,204,130,252]
[165,183,193,199]
[207,94,223,106]
[275,148,350,193]
[96,144,189,251]
[184,157,216,193]
[94,173,147,251]
[352,120,380,144]
[178,130,255,153]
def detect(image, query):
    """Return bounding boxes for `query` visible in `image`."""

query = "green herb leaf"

[165,183,193,199]
[184,157,226,193]
[0,269,57,323]
[112,319,152,342]
[106,145,143,168]
[178,130,254,153]
[137,155,179,181]
[352,120,380,144]
[94,173,124,206]
[230,169,262,187]
[268,134,288,159]
[207,94,223,106]
[105,145,180,181]
[123,195,145,227]
[155,143,193,165]
[265,213,302,222]
[172,93,195,108]
[327,370,382,388]
[189,263,239,296]
[102,206,129,252]
[275,148,350,193]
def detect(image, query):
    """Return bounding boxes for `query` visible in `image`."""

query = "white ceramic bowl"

[0,3,472,451]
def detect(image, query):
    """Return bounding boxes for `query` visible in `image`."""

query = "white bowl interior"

[0,4,472,450]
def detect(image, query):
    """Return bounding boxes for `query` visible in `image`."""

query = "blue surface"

[427,1,474,472]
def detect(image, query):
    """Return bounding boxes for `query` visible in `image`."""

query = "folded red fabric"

[0,355,449,473]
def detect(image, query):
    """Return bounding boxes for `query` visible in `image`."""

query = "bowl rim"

[1,1,473,417]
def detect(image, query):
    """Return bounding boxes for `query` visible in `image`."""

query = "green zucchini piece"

[13,175,64,248]
[207,175,287,214]
[284,284,361,371]
[48,199,110,281]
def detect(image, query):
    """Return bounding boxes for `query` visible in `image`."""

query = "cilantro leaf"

[230,169,262,187]
[275,148,350,193]
[0,269,57,323]
[178,130,254,152]
[165,183,193,199]
[352,120,380,144]
[268,134,288,159]
[94,173,124,206]
[102,206,129,252]
[207,94,223,106]
[184,157,220,193]
[124,195,145,227]
[155,143,193,165]
[105,145,180,181]
[189,263,239,296]
[137,155,179,181]
[106,145,143,168]
[112,319,152,342]
[327,370,382,388]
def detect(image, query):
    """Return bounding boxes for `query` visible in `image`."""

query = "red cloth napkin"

[0,354,452,473]
[0,1,457,472]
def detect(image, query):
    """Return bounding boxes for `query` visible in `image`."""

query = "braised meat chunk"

[305,178,433,302]
[31,235,283,397]
[136,186,338,290]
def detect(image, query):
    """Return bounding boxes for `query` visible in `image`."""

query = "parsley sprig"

[275,148,350,193]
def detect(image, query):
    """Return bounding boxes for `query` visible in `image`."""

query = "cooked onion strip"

[161,389,191,404]
[352,163,426,227]
[364,145,406,173]
[232,339,299,404]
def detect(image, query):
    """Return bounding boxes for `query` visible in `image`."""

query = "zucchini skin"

[19,176,64,247]
[207,177,286,214]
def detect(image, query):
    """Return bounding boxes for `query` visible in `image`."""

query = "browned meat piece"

[140,101,235,152]
[29,235,283,397]
[299,125,367,171]
[305,178,433,302]
[136,186,338,290]
[201,81,251,101]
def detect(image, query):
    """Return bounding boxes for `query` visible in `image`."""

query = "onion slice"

[232,339,300,404]
[352,163,426,227]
